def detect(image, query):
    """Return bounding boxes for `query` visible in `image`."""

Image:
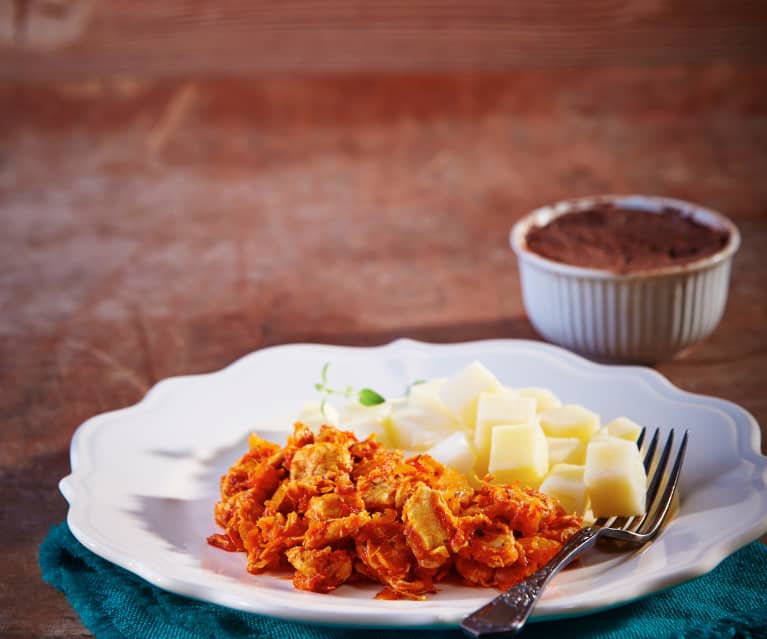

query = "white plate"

[60,339,767,629]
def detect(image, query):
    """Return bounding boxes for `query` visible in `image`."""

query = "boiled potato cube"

[546,436,587,467]
[407,378,459,423]
[296,401,339,431]
[540,404,600,442]
[474,392,535,475]
[338,400,394,446]
[516,387,562,414]
[487,422,549,488]
[408,378,447,405]
[439,361,503,429]
[426,431,476,479]
[584,437,647,517]
[389,401,462,451]
[339,399,392,425]
[474,393,537,452]
[606,417,643,442]
[540,464,588,515]
[348,420,396,448]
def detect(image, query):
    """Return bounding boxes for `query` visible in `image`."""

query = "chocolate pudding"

[525,204,730,272]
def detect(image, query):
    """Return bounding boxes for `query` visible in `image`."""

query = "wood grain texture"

[1,66,766,637]
[2,0,767,78]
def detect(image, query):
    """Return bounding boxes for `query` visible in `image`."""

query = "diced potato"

[408,378,447,405]
[474,393,537,452]
[296,401,339,431]
[351,420,397,448]
[540,464,588,515]
[474,393,535,475]
[540,404,600,442]
[389,401,462,451]
[606,417,643,442]
[339,399,392,425]
[407,378,459,423]
[426,432,477,479]
[516,387,562,414]
[338,400,394,446]
[487,422,549,488]
[584,437,647,517]
[546,436,587,467]
[439,361,503,429]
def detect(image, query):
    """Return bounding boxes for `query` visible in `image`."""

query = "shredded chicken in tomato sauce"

[208,423,581,599]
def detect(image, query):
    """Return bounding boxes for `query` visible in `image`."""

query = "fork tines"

[639,428,688,535]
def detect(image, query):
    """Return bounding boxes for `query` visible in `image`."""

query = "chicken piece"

[465,484,564,538]
[305,492,365,519]
[290,441,353,484]
[262,480,295,515]
[227,465,282,512]
[206,532,239,552]
[538,513,583,544]
[219,444,284,501]
[454,556,496,588]
[355,510,433,600]
[315,424,358,447]
[451,514,520,568]
[213,495,238,531]
[349,436,383,464]
[210,436,285,550]
[263,479,324,515]
[243,511,307,573]
[353,447,404,478]
[494,536,563,589]
[304,492,371,549]
[355,449,409,511]
[236,486,279,546]
[285,546,353,593]
[402,483,457,570]
[212,469,284,550]
[286,422,315,448]
[276,422,315,471]
[406,454,474,513]
[247,433,282,457]
[518,535,562,571]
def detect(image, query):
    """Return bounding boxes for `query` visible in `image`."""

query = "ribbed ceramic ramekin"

[510,195,741,364]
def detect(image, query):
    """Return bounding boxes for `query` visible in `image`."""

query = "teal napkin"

[40,523,767,639]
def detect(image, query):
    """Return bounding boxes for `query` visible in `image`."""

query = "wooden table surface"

[2,66,766,637]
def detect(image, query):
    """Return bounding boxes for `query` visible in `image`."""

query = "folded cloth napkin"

[40,523,767,639]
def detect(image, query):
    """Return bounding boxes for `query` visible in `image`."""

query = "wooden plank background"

[3,0,767,79]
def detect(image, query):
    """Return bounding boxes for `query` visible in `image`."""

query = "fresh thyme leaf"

[315,363,386,409]
[358,388,386,406]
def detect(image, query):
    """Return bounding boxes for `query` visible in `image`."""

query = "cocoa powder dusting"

[525,204,730,272]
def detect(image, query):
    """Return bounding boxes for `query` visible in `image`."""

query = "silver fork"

[461,428,688,638]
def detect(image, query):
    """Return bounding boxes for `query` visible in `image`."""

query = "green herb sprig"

[315,362,386,417]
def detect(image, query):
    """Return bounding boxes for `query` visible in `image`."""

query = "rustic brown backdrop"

[3,0,767,78]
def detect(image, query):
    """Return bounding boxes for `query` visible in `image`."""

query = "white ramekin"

[510,195,741,364]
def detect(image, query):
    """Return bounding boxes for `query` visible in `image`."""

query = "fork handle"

[460,527,600,638]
